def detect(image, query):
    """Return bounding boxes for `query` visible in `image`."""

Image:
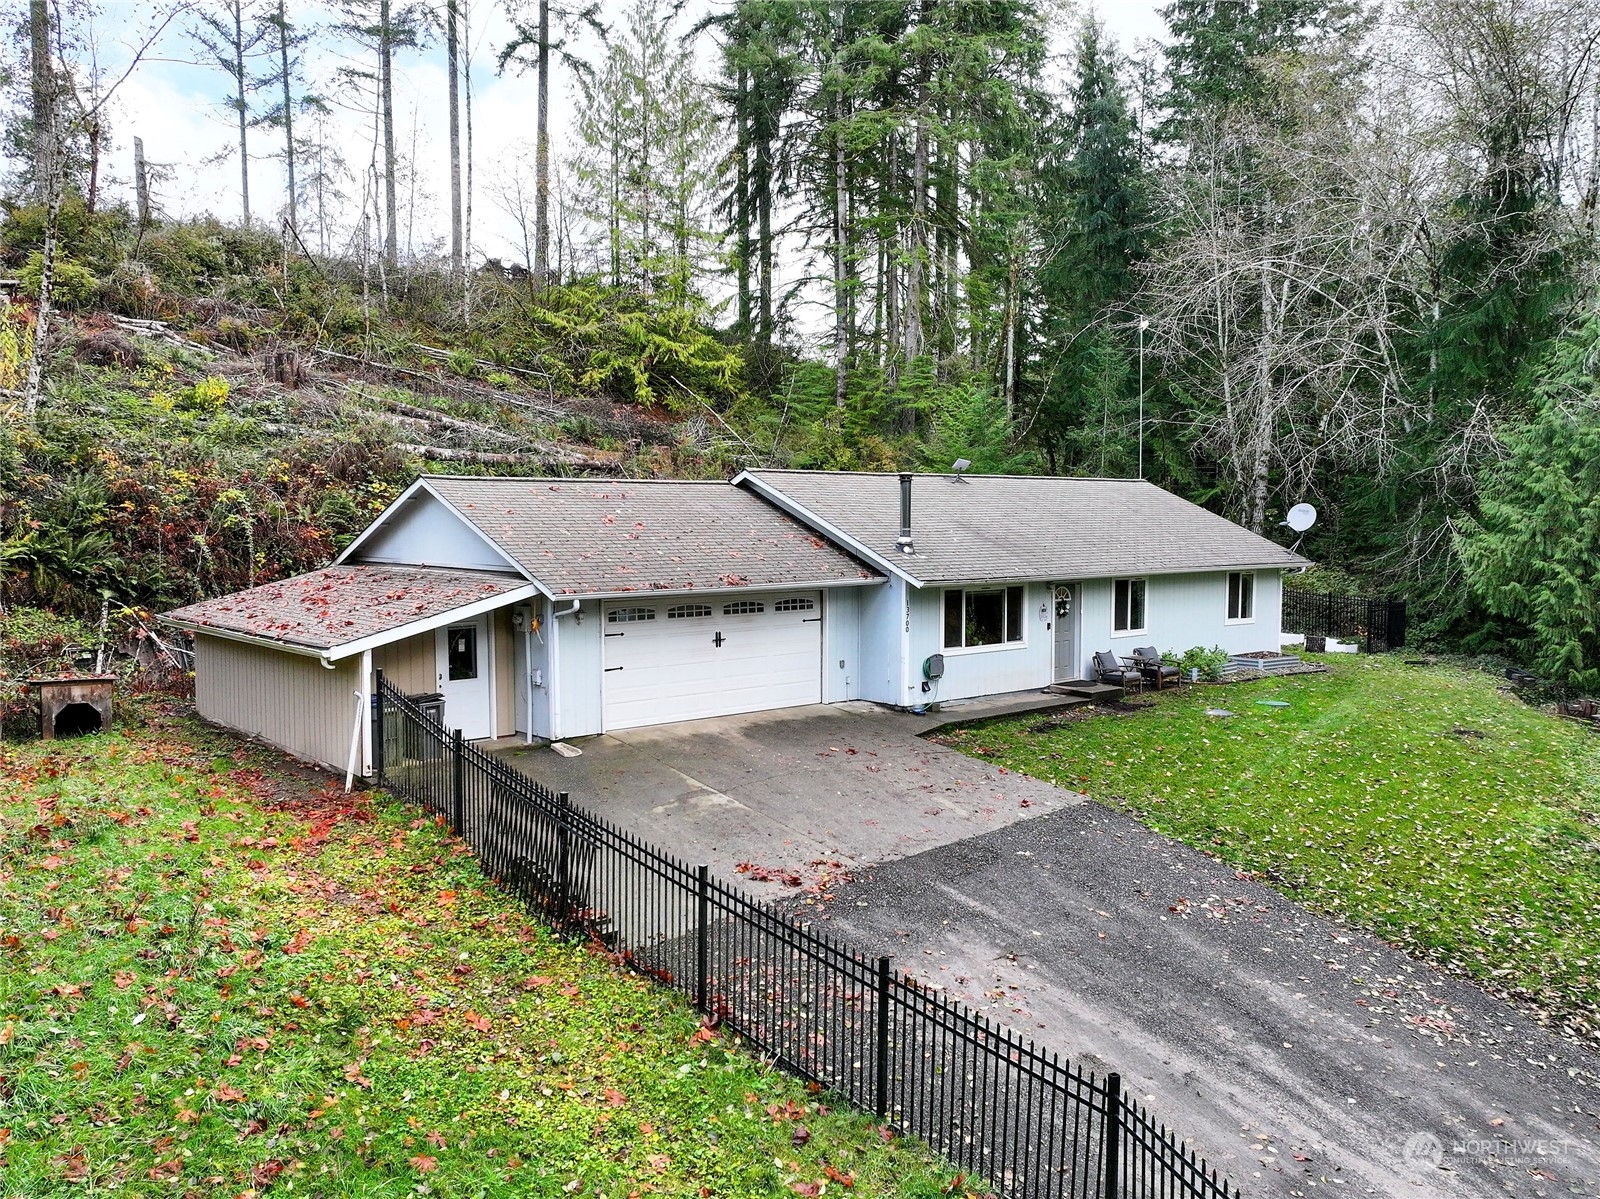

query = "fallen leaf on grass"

[213,1082,247,1103]
[409,1154,438,1173]
[462,1010,492,1033]
[521,975,553,990]
[282,929,313,955]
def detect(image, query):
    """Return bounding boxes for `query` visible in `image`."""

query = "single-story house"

[162,470,1307,774]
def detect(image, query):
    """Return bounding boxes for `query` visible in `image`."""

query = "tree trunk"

[462,0,475,321]
[380,0,398,270]
[832,59,849,409]
[234,0,251,225]
[447,0,462,274]
[902,0,933,381]
[534,0,550,288]
[757,132,773,345]
[735,67,751,336]
[22,167,63,419]
[134,137,151,229]
[278,0,297,232]
[85,117,100,214]
[29,0,53,205]
[1249,250,1275,534]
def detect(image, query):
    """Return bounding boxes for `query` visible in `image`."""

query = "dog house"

[29,676,115,739]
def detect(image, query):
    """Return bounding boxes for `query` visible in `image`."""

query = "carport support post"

[1101,1071,1122,1199]
[695,864,710,1014]
[555,792,571,928]
[450,729,465,836]
[874,954,892,1119]
[373,670,385,784]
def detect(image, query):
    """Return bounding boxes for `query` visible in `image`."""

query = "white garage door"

[601,592,822,731]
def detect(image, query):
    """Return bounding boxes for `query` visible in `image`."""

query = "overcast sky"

[93,1,1170,269]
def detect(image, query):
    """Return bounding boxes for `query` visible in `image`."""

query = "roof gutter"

[163,582,544,663]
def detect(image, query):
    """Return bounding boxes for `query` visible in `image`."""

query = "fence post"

[1101,1071,1122,1199]
[556,791,571,929]
[874,954,892,1120]
[695,864,710,1014]
[372,670,385,785]
[450,729,465,835]
[1324,590,1334,637]
[1390,599,1407,649]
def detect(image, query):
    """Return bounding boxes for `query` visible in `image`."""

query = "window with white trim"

[1227,571,1255,622]
[942,586,1025,649]
[773,597,816,612]
[667,603,712,619]
[1113,578,1147,635]
[722,600,764,615]
[606,606,656,623]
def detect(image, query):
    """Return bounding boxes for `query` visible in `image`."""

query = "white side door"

[436,615,493,740]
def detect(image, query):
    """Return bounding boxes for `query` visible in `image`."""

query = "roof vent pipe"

[896,473,915,555]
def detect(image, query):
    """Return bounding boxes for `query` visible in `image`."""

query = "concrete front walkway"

[492,700,1085,897]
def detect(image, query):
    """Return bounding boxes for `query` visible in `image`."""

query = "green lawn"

[936,656,1600,1043]
[0,706,971,1198]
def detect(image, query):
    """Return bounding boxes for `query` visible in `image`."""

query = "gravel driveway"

[801,803,1600,1198]
[496,704,1600,1197]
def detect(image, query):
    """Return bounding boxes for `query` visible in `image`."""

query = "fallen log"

[395,442,623,469]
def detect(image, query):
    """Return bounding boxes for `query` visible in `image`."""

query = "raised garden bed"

[1225,652,1304,673]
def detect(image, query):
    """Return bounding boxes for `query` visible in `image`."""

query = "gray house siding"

[823,587,861,703]
[1078,569,1283,670]
[194,634,364,773]
[349,489,518,573]
[911,580,1054,703]
[552,600,604,740]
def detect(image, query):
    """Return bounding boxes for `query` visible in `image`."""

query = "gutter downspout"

[549,599,580,740]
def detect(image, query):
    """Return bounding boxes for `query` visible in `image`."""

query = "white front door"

[437,615,493,740]
[601,593,823,731]
[1052,584,1079,683]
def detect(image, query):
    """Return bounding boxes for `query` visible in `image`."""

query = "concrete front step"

[1046,681,1125,701]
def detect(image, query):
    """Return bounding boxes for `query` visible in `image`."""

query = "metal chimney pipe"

[896,473,915,555]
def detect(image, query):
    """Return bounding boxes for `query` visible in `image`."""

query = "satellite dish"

[951,458,972,481]
[1284,503,1318,533]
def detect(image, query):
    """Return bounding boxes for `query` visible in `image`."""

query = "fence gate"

[1281,590,1407,651]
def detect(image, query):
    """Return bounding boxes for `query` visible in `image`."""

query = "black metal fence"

[1281,590,1407,651]
[373,675,1240,1199]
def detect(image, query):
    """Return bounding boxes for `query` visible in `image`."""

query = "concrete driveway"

[493,700,1083,897]
[494,704,1600,1198]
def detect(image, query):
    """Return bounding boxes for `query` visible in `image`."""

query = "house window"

[1113,578,1147,635]
[723,601,764,615]
[773,597,815,612]
[606,607,656,623]
[1227,572,1255,622]
[667,603,712,619]
[943,586,1025,649]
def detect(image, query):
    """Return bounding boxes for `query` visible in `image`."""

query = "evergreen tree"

[1460,321,1600,688]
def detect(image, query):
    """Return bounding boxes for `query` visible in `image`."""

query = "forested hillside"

[2,0,1598,695]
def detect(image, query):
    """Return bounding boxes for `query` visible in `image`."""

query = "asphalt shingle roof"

[163,565,529,651]
[423,477,880,597]
[742,470,1310,584]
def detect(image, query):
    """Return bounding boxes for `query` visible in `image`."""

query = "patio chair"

[1093,650,1144,691]
[1131,646,1181,691]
